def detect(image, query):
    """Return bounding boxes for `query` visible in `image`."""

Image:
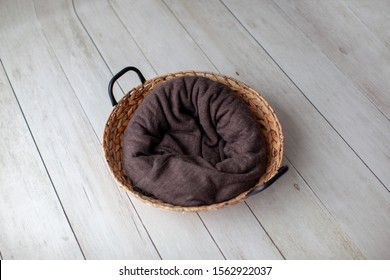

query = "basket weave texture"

[103,71,284,212]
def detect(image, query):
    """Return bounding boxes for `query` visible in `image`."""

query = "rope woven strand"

[103,71,284,212]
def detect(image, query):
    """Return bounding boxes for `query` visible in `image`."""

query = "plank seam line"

[283,154,364,255]
[37,20,102,155]
[267,0,390,191]
[106,0,159,75]
[70,0,124,95]
[270,0,390,122]
[161,0,275,256]
[109,0,228,258]
[31,22,161,260]
[0,59,86,260]
[162,0,288,248]
[162,0,220,73]
[71,0,162,259]
[197,213,227,260]
[222,0,390,194]
[244,202,286,259]
[33,0,136,259]
[342,1,390,51]
[124,195,162,260]
[283,156,335,219]
[282,159,364,259]
[163,0,349,246]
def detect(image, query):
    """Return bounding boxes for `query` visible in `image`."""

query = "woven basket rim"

[103,70,284,212]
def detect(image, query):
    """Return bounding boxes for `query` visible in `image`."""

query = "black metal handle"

[247,165,289,197]
[108,66,146,106]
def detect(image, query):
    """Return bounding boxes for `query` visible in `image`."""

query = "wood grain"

[271,0,390,120]
[0,63,83,259]
[109,0,216,73]
[0,0,159,259]
[108,0,364,259]
[74,0,286,259]
[34,0,226,259]
[224,0,390,191]
[167,0,390,258]
[1,0,389,260]
[343,0,390,49]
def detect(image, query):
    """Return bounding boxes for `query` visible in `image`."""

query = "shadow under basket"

[103,67,288,212]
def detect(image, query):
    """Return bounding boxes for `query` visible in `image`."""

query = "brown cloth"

[122,76,267,206]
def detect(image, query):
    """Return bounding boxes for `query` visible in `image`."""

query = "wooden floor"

[1,0,389,260]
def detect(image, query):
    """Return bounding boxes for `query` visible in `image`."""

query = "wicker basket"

[103,67,288,212]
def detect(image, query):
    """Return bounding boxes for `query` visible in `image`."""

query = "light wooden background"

[1,0,389,260]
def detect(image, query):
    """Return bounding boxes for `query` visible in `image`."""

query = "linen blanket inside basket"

[122,76,267,206]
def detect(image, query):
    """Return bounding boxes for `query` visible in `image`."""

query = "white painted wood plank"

[0,63,83,260]
[166,0,390,258]
[130,201,225,259]
[33,0,117,135]
[109,0,216,73]
[0,0,159,259]
[224,0,390,188]
[2,0,386,260]
[343,0,390,49]
[247,162,363,259]
[72,0,157,91]
[198,203,283,259]
[34,0,224,259]
[165,0,363,260]
[271,0,390,120]
[110,0,366,259]
[75,0,283,259]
